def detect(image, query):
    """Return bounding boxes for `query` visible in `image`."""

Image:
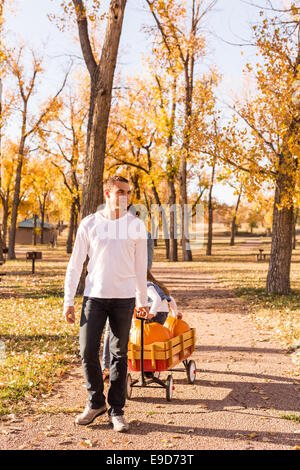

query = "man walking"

[63,175,149,432]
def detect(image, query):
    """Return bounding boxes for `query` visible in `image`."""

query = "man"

[63,175,149,432]
[101,204,154,382]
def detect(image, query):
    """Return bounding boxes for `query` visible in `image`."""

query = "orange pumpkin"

[164,317,190,337]
[129,319,172,345]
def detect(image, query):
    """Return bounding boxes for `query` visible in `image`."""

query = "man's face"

[105,181,131,212]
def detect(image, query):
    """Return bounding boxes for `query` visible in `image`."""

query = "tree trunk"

[33,214,37,245]
[131,172,141,201]
[40,196,46,244]
[74,208,78,238]
[292,208,298,250]
[230,190,242,246]
[179,56,194,262]
[266,176,294,294]
[206,163,215,256]
[1,197,9,247]
[67,199,77,254]
[179,157,192,261]
[8,150,24,259]
[151,182,169,259]
[79,0,127,219]
[230,215,237,247]
[168,179,178,262]
[206,195,213,256]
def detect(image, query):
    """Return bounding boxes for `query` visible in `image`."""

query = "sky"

[4,0,265,205]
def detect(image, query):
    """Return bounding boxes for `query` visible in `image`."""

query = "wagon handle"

[135,312,146,385]
[135,308,148,320]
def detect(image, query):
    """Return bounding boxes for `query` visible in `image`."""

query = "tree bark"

[266,173,294,294]
[1,193,9,247]
[206,163,215,256]
[180,119,192,260]
[77,0,127,219]
[230,215,237,246]
[0,72,4,263]
[39,194,47,244]
[168,179,178,262]
[206,195,213,256]
[230,189,242,246]
[292,207,298,250]
[33,213,37,245]
[151,182,169,259]
[67,199,77,254]
[8,136,25,259]
[131,172,141,201]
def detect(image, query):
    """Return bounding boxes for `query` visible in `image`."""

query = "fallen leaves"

[81,439,94,448]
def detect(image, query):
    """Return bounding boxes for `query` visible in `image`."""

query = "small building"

[16,217,56,245]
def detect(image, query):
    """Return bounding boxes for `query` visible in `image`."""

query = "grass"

[280,414,300,424]
[0,243,81,416]
[0,230,299,416]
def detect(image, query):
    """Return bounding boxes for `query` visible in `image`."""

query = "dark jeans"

[146,311,168,325]
[79,296,135,417]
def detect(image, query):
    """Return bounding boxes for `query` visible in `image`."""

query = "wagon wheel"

[186,360,196,384]
[126,373,133,399]
[166,374,174,401]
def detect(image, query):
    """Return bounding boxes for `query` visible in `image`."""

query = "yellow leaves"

[55,368,66,377]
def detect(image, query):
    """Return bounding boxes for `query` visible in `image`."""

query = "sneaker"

[75,404,107,425]
[102,368,110,382]
[109,415,129,432]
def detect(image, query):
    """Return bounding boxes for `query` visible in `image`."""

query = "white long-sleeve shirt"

[147,285,178,317]
[64,212,148,308]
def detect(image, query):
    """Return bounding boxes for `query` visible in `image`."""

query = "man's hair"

[103,175,129,192]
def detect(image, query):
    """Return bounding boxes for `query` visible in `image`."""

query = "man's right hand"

[64,306,75,324]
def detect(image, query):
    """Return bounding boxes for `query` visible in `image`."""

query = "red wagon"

[126,315,197,401]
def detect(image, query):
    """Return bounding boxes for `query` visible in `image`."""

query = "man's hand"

[136,306,152,320]
[64,306,75,324]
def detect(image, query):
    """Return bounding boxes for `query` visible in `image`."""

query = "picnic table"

[256,248,267,261]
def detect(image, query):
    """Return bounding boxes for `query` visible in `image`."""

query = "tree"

[2,46,66,259]
[229,182,244,246]
[0,0,5,260]
[220,5,300,293]
[39,77,87,252]
[67,0,127,220]
[25,157,58,244]
[293,207,298,249]
[146,0,217,261]
[0,140,17,246]
[106,75,171,257]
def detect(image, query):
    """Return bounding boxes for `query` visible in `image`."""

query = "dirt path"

[1,267,299,450]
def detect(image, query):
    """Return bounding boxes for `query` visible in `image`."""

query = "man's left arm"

[135,223,149,317]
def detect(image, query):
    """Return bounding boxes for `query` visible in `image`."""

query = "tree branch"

[72,0,98,78]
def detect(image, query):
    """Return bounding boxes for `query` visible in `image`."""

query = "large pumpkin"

[164,317,190,337]
[130,319,172,345]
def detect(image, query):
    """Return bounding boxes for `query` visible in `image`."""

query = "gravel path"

[1,267,299,450]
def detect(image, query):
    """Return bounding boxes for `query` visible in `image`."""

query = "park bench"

[256,248,267,261]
